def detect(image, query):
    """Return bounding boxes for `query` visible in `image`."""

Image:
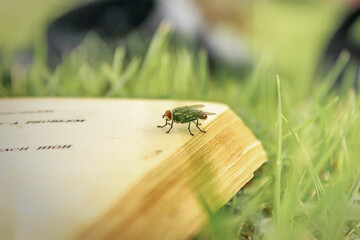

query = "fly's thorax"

[172,111,183,123]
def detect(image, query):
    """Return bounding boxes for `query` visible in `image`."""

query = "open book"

[0,98,267,240]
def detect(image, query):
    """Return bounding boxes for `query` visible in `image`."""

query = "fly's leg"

[157,120,168,128]
[196,119,206,133]
[166,120,174,133]
[188,122,194,136]
[193,120,202,125]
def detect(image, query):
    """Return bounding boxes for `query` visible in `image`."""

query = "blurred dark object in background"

[46,0,252,71]
[322,5,360,88]
[47,0,155,68]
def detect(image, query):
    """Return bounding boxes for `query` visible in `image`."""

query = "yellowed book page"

[0,98,228,240]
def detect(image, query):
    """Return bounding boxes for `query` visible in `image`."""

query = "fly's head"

[162,110,172,121]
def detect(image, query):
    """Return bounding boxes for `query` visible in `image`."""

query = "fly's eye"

[166,110,172,119]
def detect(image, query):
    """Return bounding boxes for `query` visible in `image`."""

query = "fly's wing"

[188,105,216,116]
[172,105,204,112]
[187,104,205,109]
[187,104,216,116]
[187,109,216,119]
[185,109,204,117]
[203,112,216,115]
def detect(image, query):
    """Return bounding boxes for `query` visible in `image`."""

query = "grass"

[274,75,283,225]
[1,1,360,239]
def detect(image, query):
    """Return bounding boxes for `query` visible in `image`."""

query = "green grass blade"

[347,173,360,202]
[274,75,283,224]
[282,97,339,140]
[282,114,326,199]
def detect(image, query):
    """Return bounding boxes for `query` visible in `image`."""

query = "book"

[0,98,267,240]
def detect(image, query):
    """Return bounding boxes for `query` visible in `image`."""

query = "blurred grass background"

[0,0,71,51]
[1,0,360,239]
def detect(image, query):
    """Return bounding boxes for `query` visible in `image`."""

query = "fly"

[157,104,216,136]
